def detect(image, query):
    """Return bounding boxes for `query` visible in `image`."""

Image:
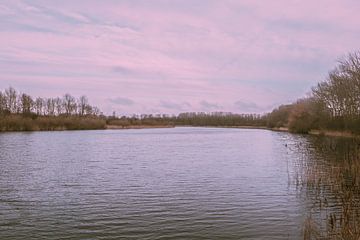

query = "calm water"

[0,127,340,239]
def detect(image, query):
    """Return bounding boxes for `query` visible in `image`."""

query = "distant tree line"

[0,88,272,131]
[267,51,360,134]
[106,112,266,128]
[174,112,266,126]
[0,87,101,117]
[109,51,360,134]
[0,88,105,131]
[106,114,175,127]
[2,51,360,133]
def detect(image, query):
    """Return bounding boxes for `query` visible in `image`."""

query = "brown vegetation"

[0,88,105,132]
[293,137,360,239]
[1,51,360,134]
[267,51,360,135]
[0,115,106,131]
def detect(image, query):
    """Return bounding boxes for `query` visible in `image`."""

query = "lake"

[0,127,357,239]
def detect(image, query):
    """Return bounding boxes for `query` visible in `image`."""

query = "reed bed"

[290,137,360,239]
[0,115,106,131]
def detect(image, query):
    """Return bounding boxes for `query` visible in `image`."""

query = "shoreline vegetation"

[106,124,175,130]
[1,52,360,238]
[1,51,360,136]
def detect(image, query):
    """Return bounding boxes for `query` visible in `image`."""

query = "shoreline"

[175,125,268,130]
[272,127,359,138]
[308,129,359,138]
[106,125,175,130]
[1,124,359,138]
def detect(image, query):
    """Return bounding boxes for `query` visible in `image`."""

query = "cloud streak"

[1,0,360,114]
[108,97,134,106]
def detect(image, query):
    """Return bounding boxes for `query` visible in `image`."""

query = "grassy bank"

[308,129,360,138]
[272,127,360,138]
[0,115,106,132]
[3,115,360,138]
[0,114,179,132]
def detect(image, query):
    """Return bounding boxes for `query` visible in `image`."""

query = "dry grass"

[293,137,360,239]
[0,115,106,131]
[309,130,358,138]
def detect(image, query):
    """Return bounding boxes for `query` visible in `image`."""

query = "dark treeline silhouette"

[267,51,360,134]
[106,114,175,128]
[174,112,266,126]
[106,112,266,128]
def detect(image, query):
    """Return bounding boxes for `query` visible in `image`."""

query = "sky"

[1,0,360,115]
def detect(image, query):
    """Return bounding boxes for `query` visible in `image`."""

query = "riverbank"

[308,129,360,138]
[0,115,106,132]
[272,126,359,138]
[0,114,177,132]
[106,124,175,129]
[176,125,267,130]
[1,117,359,139]
[272,127,360,138]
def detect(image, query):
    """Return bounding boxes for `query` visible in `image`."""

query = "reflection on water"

[0,127,359,239]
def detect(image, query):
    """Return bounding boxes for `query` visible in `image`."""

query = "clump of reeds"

[0,115,106,132]
[290,137,360,239]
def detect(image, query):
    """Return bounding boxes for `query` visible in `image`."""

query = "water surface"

[0,127,329,239]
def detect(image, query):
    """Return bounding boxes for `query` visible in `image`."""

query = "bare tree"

[35,97,45,115]
[20,93,34,115]
[0,87,103,121]
[78,95,88,116]
[45,98,56,116]
[310,51,360,132]
[0,91,7,114]
[63,94,76,115]
[5,87,17,113]
[84,104,93,115]
[92,106,100,116]
[54,97,63,115]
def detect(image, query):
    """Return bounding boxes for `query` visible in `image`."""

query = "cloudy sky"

[1,0,359,115]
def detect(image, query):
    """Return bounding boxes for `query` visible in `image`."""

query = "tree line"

[174,112,266,126]
[109,51,360,133]
[0,88,105,131]
[267,51,360,134]
[0,87,101,117]
[106,112,266,128]
[2,50,360,133]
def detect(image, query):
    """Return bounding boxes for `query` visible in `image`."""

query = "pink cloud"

[1,0,360,114]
